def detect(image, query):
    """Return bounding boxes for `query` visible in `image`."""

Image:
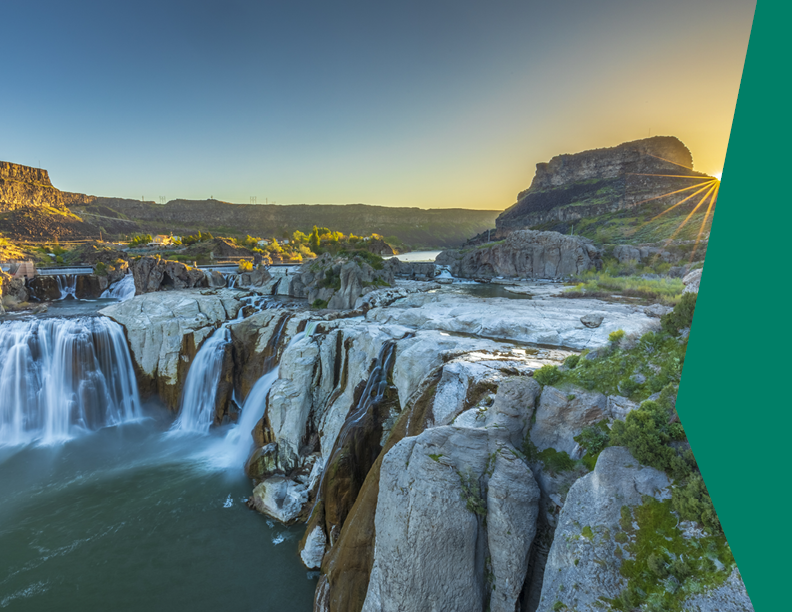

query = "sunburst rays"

[624,155,720,262]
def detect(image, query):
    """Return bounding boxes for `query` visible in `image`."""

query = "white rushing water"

[56,274,78,300]
[209,321,318,468]
[169,296,289,436]
[0,317,142,446]
[100,275,136,301]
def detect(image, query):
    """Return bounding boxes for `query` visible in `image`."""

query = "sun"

[713,171,723,180]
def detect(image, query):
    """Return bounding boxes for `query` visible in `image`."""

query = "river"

[0,292,316,611]
[0,405,317,611]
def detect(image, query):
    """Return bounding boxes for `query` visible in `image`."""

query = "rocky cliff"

[437,230,601,280]
[494,137,715,237]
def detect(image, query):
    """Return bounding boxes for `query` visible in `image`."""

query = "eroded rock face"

[100,290,243,408]
[530,385,607,457]
[361,378,542,612]
[287,253,394,309]
[437,230,601,280]
[683,267,702,294]
[131,256,208,295]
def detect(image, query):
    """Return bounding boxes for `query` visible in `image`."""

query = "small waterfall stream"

[169,296,289,435]
[0,317,142,446]
[100,275,136,301]
[55,274,78,300]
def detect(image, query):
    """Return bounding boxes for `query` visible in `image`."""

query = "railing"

[37,266,94,276]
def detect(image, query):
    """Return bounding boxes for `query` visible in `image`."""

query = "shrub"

[311,299,328,309]
[564,354,580,369]
[238,259,253,273]
[537,448,575,474]
[95,261,108,276]
[533,365,562,386]
[609,329,625,344]
[661,291,697,335]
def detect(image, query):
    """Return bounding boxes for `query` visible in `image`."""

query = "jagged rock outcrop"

[495,136,714,236]
[365,238,396,256]
[683,267,702,294]
[0,269,29,308]
[100,289,243,408]
[130,256,208,295]
[287,253,395,309]
[436,230,601,280]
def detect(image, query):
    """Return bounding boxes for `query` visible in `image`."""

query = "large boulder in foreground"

[437,230,601,280]
[361,378,542,612]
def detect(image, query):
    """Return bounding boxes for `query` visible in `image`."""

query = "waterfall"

[0,317,142,446]
[56,275,78,300]
[222,274,239,289]
[100,275,136,301]
[169,296,285,435]
[169,325,232,435]
[214,321,315,467]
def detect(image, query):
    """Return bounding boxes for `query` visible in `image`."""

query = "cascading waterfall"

[169,296,287,435]
[56,274,78,300]
[214,320,317,467]
[0,317,142,446]
[100,275,136,301]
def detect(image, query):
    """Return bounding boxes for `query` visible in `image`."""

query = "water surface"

[0,407,316,611]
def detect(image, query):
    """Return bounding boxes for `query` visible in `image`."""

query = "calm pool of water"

[0,404,316,611]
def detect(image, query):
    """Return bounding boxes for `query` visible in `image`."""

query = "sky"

[1,1,755,210]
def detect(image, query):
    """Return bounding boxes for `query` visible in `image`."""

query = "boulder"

[251,475,310,524]
[580,313,604,328]
[535,447,671,612]
[131,256,208,294]
[436,230,601,280]
[530,385,607,457]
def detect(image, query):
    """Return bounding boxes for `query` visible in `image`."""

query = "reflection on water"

[0,406,316,611]
[445,283,533,300]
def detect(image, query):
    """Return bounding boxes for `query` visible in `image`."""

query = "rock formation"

[130,256,208,294]
[287,253,395,309]
[493,136,715,237]
[436,230,601,280]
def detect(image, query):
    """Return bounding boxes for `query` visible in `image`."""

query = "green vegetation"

[128,234,153,247]
[563,268,684,305]
[661,291,697,334]
[311,299,328,309]
[458,468,487,518]
[533,364,562,386]
[237,259,253,273]
[609,497,734,611]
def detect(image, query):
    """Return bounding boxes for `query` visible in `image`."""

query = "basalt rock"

[437,230,601,280]
[130,256,208,295]
[495,136,713,236]
[287,253,394,310]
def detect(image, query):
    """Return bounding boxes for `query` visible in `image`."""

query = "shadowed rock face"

[131,256,208,294]
[495,136,713,236]
[437,229,602,280]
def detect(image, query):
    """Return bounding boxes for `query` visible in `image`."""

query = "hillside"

[0,162,498,248]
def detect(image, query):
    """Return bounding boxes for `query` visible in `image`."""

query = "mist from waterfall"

[0,317,142,446]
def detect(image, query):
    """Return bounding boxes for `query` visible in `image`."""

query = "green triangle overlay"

[676,2,786,610]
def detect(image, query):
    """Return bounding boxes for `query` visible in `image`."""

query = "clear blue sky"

[1,1,755,209]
